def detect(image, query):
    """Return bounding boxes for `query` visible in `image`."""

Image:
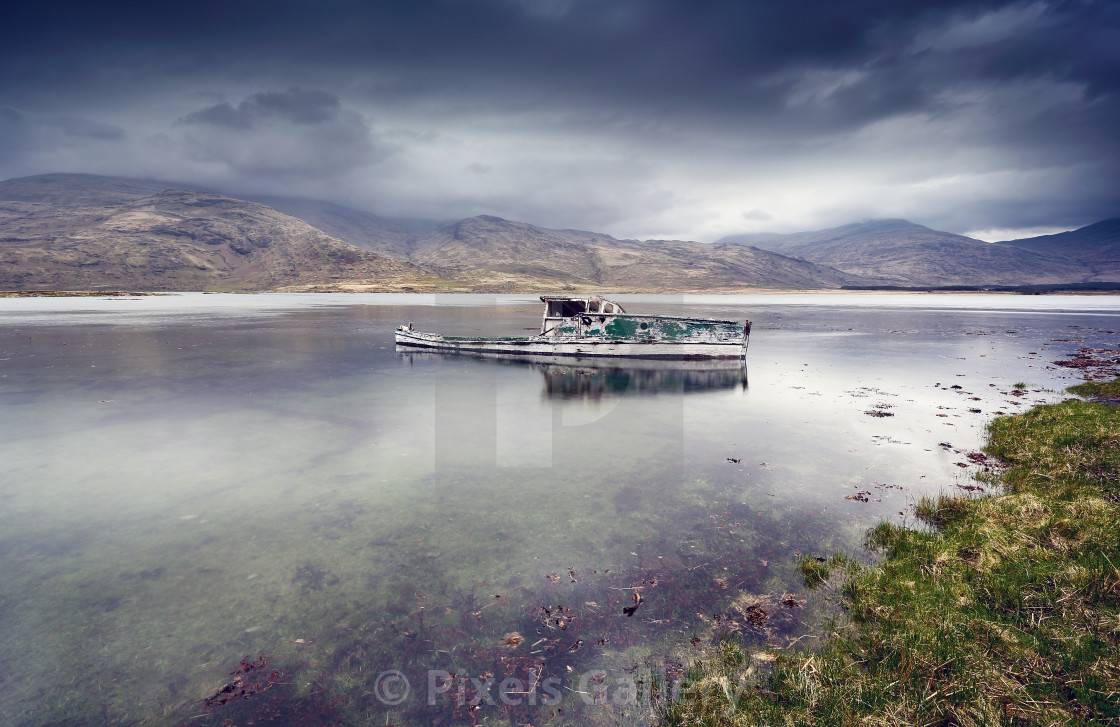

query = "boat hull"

[395,327,747,359]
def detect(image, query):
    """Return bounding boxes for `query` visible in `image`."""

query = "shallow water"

[1,292,1118,725]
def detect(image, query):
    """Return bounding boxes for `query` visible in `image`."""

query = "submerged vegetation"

[180,498,847,726]
[661,379,1120,726]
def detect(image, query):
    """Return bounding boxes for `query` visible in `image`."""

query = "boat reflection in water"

[397,348,748,399]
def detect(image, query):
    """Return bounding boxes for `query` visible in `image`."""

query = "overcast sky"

[1,0,1117,241]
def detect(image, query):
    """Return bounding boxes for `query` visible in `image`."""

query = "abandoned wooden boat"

[395,295,751,359]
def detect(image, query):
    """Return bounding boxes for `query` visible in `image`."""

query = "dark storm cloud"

[176,88,389,178]
[182,89,343,129]
[0,0,1116,238]
[0,0,1081,119]
[54,117,126,141]
[0,109,28,157]
[0,107,125,164]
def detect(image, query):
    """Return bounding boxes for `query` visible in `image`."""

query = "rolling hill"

[0,175,435,291]
[3,173,1116,292]
[0,174,875,292]
[998,219,1120,281]
[717,219,1087,287]
[245,194,441,261]
[406,215,871,290]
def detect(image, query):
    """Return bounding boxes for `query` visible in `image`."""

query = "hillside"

[246,194,441,261]
[0,173,182,206]
[0,177,436,292]
[7,173,1113,293]
[409,215,871,291]
[998,219,1120,281]
[0,173,875,292]
[719,219,1086,286]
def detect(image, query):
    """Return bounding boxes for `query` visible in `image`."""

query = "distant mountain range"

[996,219,1120,275]
[716,218,1119,286]
[246,194,868,290]
[1,173,1117,292]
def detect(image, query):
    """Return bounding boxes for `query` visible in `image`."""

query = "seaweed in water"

[292,564,340,594]
[622,590,644,617]
[182,501,831,726]
[194,655,347,725]
[201,656,284,708]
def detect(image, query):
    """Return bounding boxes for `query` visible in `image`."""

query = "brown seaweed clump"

[201,656,284,709]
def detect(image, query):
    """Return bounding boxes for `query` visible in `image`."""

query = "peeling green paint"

[658,321,688,339]
[594,316,743,340]
[604,318,641,337]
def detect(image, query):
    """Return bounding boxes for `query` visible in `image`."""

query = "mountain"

[0,173,185,206]
[254,202,867,290]
[8,173,1111,293]
[408,215,870,290]
[0,174,868,292]
[245,194,441,260]
[0,175,435,291]
[718,219,1085,286]
[998,219,1120,281]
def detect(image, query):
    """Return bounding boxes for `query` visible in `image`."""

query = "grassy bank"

[661,380,1120,725]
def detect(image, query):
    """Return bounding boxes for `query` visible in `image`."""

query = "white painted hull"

[397,348,750,372]
[395,328,747,359]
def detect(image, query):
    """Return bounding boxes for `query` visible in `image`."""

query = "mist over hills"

[1,173,1117,292]
[0,174,871,292]
[235,198,866,290]
[0,173,178,206]
[246,194,441,261]
[407,214,864,290]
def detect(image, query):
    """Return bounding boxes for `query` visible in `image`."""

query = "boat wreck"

[395,295,751,359]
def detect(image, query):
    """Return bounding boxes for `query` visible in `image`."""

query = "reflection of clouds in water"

[358,368,437,479]
[682,312,1103,521]
[498,372,553,467]
[406,350,749,457]
[3,294,1120,725]
[560,397,619,428]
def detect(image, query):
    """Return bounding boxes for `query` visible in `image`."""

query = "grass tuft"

[913,492,974,528]
[797,553,851,588]
[1070,379,1120,398]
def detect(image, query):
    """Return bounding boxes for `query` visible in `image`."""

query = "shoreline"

[659,376,1120,725]
[0,290,169,297]
[4,287,1120,298]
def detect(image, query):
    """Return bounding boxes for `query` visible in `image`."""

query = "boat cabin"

[540,295,625,336]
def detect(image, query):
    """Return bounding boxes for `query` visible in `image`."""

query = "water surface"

[1,292,1117,725]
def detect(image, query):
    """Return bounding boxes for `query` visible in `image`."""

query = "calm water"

[1,293,1118,725]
